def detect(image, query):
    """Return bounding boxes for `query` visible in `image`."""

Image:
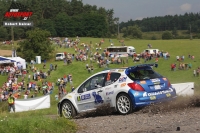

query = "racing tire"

[61,100,76,119]
[116,93,133,115]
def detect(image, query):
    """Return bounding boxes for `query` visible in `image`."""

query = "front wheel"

[61,101,76,118]
[116,93,133,115]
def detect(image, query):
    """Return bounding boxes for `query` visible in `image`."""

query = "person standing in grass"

[55,64,57,70]
[8,92,15,113]
[193,69,196,77]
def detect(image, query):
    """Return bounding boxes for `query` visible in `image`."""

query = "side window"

[78,73,106,93]
[105,72,121,86]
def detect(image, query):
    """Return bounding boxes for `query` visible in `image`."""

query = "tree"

[54,13,75,37]
[162,31,173,40]
[121,25,143,39]
[0,26,9,41]
[17,28,54,61]
[38,19,57,37]
[172,28,178,38]
[14,27,25,40]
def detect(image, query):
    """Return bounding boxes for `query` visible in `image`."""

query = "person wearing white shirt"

[176,56,179,61]
[24,95,28,99]
[6,82,9,87]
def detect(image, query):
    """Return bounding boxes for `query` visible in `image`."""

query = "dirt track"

[73,96,200,133]
[0,50,12,56]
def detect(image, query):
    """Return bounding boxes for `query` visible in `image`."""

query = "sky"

[82,0,200,22]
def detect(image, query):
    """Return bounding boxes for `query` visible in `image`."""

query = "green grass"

[1,38,200,132]
[0,114,76,133]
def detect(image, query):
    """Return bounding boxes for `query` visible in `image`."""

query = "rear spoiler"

[128,63,158,69]
[103,63,158,72]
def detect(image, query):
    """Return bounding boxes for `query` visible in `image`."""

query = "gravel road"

[73,96,200,133]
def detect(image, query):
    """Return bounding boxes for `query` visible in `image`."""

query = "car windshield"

[127,69,163,80]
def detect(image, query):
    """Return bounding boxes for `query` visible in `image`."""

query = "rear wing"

[125,63,158,75]
[127,63,158,70]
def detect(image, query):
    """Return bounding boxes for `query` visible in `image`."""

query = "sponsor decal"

[140,81,146,84]
[114,85,118,88]
[166,93,171,97]
[143,88,173,97]
[134,92,139,96]
[154,85,161,90]
[92,92,103,104]
[163,78,167,81]
[105,87,111,90]
[67,95,72,98]
[118,69,124,72]
[119,77,127,83]
[106,91,114,95]
[153,82,160,85]
[150,96,156,100]
[150,78,160,82]
[110,69,117,72]
[120,83,126,87]
[77,94,91,101]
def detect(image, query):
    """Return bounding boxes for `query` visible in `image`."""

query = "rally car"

[57,64,176,118]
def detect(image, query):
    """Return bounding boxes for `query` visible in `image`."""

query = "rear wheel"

[116,93,133,115]
[61,101,76,118]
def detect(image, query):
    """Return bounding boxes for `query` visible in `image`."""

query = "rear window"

[56,54,62,57]
[127,69,163,80]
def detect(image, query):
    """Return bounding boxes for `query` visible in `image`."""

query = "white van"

[143,49,159,55]
[55,53,65,61]
[107,46,136,57]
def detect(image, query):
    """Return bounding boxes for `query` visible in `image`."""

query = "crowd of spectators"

[56,73,73,100]
[0,63,54,102]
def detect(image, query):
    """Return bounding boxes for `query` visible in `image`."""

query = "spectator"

[55,64,57,70]
[8,92,15,112]
[71,86,75,92]
[176,56,179,61]
[193,69,196,77]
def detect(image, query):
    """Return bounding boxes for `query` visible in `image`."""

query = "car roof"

[100,64,157,74]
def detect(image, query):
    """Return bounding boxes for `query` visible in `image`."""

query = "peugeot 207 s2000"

[57,64,176,118]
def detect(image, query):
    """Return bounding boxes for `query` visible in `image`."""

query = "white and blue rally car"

[57,64,176,118]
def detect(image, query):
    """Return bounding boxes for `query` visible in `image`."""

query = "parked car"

[57,64,176,118]
[55,53,65,61]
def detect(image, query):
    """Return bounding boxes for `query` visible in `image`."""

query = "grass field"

[0,38,200,132]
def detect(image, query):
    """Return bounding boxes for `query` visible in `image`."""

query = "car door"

[75,73,107,112]
[103,72,121,105]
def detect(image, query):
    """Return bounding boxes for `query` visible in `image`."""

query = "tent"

[0,56,16,64]
[7,57,26,69]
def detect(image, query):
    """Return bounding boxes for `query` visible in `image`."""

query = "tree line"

[120,13,200,36]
